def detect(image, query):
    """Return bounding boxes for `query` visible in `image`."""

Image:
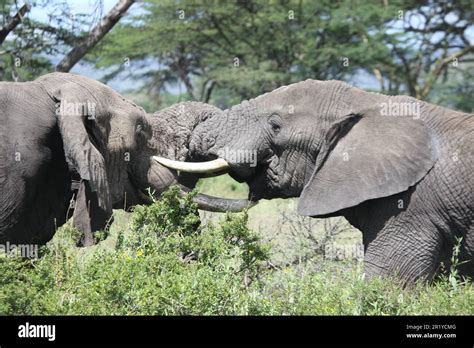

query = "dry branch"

[56,0,135,72]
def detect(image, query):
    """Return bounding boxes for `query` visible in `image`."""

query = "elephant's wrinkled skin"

[0,72,238,245]
[187,80,474,283]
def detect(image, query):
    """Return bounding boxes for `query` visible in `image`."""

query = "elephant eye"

[135,124,143,134]
[268,114,282,134]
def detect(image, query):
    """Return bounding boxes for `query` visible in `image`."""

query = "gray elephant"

[0,72,246,246]
[156,79,474,283]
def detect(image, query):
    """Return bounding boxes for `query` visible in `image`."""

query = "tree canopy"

[92,0,473,112]
[1,0,472,112]
[0,0,134,80]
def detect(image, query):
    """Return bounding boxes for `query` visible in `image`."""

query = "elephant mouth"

[136,187,155,204]
[246,165,274,201]
[229,153,290,202]
[228,152,276,201]
[123,174,155,207]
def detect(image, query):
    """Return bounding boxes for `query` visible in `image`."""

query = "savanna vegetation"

[0,1,473,315]
[1,181,472,315]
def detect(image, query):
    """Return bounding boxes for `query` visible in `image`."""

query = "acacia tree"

[0,2,30,45]
[56,0,135,72]
[94,0,473,111]
[94,0,406,105]
[373,0,474,100]
[0,0,135,80]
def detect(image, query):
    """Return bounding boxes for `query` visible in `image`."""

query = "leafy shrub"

[0,186,472,315]
[0,186,270,315]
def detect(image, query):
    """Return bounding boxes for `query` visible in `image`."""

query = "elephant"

[0,72,247,246]
[156,79,474,284]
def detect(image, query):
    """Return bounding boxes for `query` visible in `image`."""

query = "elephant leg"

[363,222,444,284]
[459,224,474,278]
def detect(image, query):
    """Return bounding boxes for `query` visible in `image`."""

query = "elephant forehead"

[253,79,350,117]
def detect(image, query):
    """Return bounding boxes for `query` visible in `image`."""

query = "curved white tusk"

[153,156,230,174]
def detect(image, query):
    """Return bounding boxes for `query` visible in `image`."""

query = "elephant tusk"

[153,156,230,174]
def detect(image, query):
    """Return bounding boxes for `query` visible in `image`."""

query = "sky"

[30,0,116,23]
[29,0,142,91]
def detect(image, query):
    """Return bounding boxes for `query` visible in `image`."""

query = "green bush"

[0,186,270,315]
[0,186,472,315]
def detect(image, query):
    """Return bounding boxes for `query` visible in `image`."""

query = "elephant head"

[157,79,439,217]
[37,72,148,240]
[35,73,248,244]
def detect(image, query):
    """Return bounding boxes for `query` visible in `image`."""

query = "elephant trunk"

[188,101,262,179]
[178,185,255,212]
[148,101,224,161]
[137,158,253,213]
[143,102,255,213]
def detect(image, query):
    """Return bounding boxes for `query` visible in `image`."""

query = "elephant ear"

[297,112,439,216]
[53,84,112,244]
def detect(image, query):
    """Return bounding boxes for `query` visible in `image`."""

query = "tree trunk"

[0,4,31,46]
[56,0,135,72]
